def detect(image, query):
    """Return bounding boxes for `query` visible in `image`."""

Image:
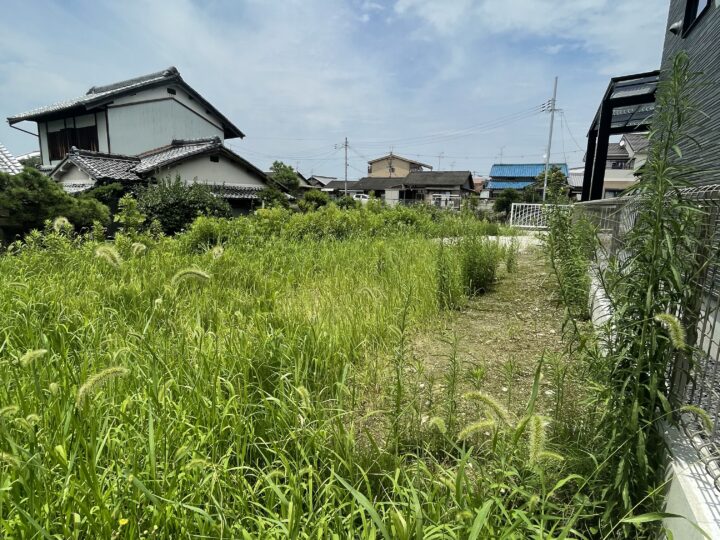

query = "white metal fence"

[509,203,572,229]
[578,186,720,489]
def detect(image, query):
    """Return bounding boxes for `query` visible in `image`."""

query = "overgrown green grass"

[0,209,597,538]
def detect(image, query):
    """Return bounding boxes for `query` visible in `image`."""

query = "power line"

[350,104,547,148]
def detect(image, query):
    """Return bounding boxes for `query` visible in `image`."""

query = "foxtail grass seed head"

[463,391,513,425]
[49,382,60,395]
[654,313,687,350]
[0,405,19,418]
[76,366,130,407]
[528,415,547,465]
[53,216,71,233]
[538,451,564,463]
[680,404,714,431]
[295,385,311,409]
[458,419,497,440]
[0,452,20,468]
[171,267,211,288]
[211,245,224,259]
[427,416,447,434]
[95,245,123,268]
[20,349,48,368]
[131,242,147,256]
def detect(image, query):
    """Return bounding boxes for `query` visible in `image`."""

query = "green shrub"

[298,189,330,212]
[336,195,360,209]
[258,186,290,209]
[460,235,502,295]
[436,241,464,309]
[136,176,231,235]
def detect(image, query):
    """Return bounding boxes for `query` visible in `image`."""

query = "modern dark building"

[582,0,719,200]
[661,0,720,186]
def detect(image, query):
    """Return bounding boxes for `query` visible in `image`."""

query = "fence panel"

[509,203,571,229]
[577,186,720,488]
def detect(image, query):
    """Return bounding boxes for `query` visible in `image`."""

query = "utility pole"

[542,77,558,202]
[438,152,444,170]
[499,145,505,164]
[344,137,348,195]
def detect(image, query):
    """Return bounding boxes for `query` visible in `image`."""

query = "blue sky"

[0,0,669,178]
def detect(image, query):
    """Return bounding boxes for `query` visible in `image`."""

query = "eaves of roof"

[7,67,244,139]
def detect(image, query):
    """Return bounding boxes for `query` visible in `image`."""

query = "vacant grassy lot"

[0,215,593,538]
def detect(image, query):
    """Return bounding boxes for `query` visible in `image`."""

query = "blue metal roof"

[489,163,569,179]
[486,180,535,190]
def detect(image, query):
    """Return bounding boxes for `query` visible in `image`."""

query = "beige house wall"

[157,154,266,188]
[368,157,412,178]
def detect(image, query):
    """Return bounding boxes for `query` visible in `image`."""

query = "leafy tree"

[269,161,300,194]
[533,166,569,200]
[0,168,109,237]
[492,189,524,215]
[336,195,360,210]
[298,189,330,212]
[258,186,290,209]
[136,177,231,235]
[82,182,126,207]
[18,155,42,171]
[114,194,146,234]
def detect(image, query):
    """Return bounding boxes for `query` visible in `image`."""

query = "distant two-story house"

[569,133,649,199]
[325,170,474,209]
[7,67,272,212]
[484,163,569,199]
[367,153,433,178]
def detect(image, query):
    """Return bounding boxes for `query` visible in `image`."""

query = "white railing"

[509,203,571,229]
[430,194,462,210]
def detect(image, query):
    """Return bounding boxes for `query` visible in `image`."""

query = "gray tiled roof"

[403,170,473,188]
[210,185,264,199]
[63,148,141,182]
[568,171,584,188]
[7,67,244,139]
[0,143,22,174]
[51,140,269,198]
[622,133,650,153]
[135,137,222,173]
[368,153,432,169]
[607,143,629,158]
[324,172,473,191]
[8,68,176,124]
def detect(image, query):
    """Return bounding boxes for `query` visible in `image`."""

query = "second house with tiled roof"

[7,66,272,212]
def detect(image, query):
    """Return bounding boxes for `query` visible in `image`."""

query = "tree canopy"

[136,177,231,235]
[0,168,109,238]
[533,166,569,200]
[269,161,300,194]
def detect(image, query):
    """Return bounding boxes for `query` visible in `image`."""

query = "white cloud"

[361,1,385,11]
[0,0,670,177]
[393,0,668,74]
[542,44,564,55]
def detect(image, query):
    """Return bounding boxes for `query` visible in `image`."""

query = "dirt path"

[410,247,568,420]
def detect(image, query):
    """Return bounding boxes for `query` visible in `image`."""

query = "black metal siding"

[662,1,720,185]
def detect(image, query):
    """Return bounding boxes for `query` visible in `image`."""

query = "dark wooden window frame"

[47,119,99,161]
[683,0,712,37]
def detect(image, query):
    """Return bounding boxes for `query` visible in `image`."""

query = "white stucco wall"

[38,122,50,167]
[108,100,223,156]
[54,164,91,183]
[110,85,225,134]
[37,84,231,166]
[96,112,109,153]
[157,154,266,188]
